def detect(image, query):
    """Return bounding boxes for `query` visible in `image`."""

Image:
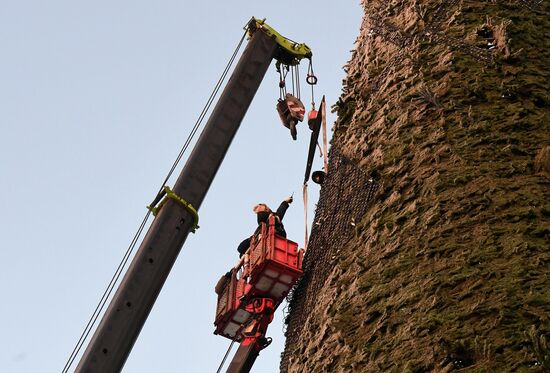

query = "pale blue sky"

[0,1,361,372]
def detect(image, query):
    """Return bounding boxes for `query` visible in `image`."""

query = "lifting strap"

[303,183,308,251]
[147,186,200,233]
[321,97,328,173]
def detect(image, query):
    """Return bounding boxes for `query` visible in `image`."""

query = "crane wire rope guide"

[69,17,314,373]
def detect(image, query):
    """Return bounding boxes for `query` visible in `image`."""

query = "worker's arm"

[276,196,293,220]
[237,237,251,257]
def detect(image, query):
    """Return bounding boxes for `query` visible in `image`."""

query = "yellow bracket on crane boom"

[246,17,312,65]
[147,186,200,233]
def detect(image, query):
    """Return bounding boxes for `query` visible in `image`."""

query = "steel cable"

[61,211,151,373]
[61,29,248,373]
[216,339,237,373]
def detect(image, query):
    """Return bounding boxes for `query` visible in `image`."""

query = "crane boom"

[74,20,298,372]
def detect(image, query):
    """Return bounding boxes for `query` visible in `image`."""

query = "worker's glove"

[284,196,293,204]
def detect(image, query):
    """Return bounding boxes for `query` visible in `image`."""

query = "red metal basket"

[214,216,303,340]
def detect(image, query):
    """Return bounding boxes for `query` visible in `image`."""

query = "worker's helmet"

[253,203,272,225]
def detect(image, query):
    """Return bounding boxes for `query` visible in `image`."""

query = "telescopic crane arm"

[75,17,311,373]
[226,300,275,373]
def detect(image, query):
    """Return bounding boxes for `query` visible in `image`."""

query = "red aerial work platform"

[214,215,303,372]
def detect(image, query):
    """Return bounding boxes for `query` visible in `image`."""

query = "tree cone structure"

[281,1,549,372]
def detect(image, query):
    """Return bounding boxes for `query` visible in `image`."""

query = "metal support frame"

[247,17,312,65]
[226,339,261,373]
[226,299,275,373]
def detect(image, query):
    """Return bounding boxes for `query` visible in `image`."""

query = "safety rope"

[61,29,248,373]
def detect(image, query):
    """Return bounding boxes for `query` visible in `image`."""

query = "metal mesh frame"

[280,147,378,371]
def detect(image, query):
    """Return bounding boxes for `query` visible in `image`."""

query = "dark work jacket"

[256,201,289,237]
[237,201,290,257]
